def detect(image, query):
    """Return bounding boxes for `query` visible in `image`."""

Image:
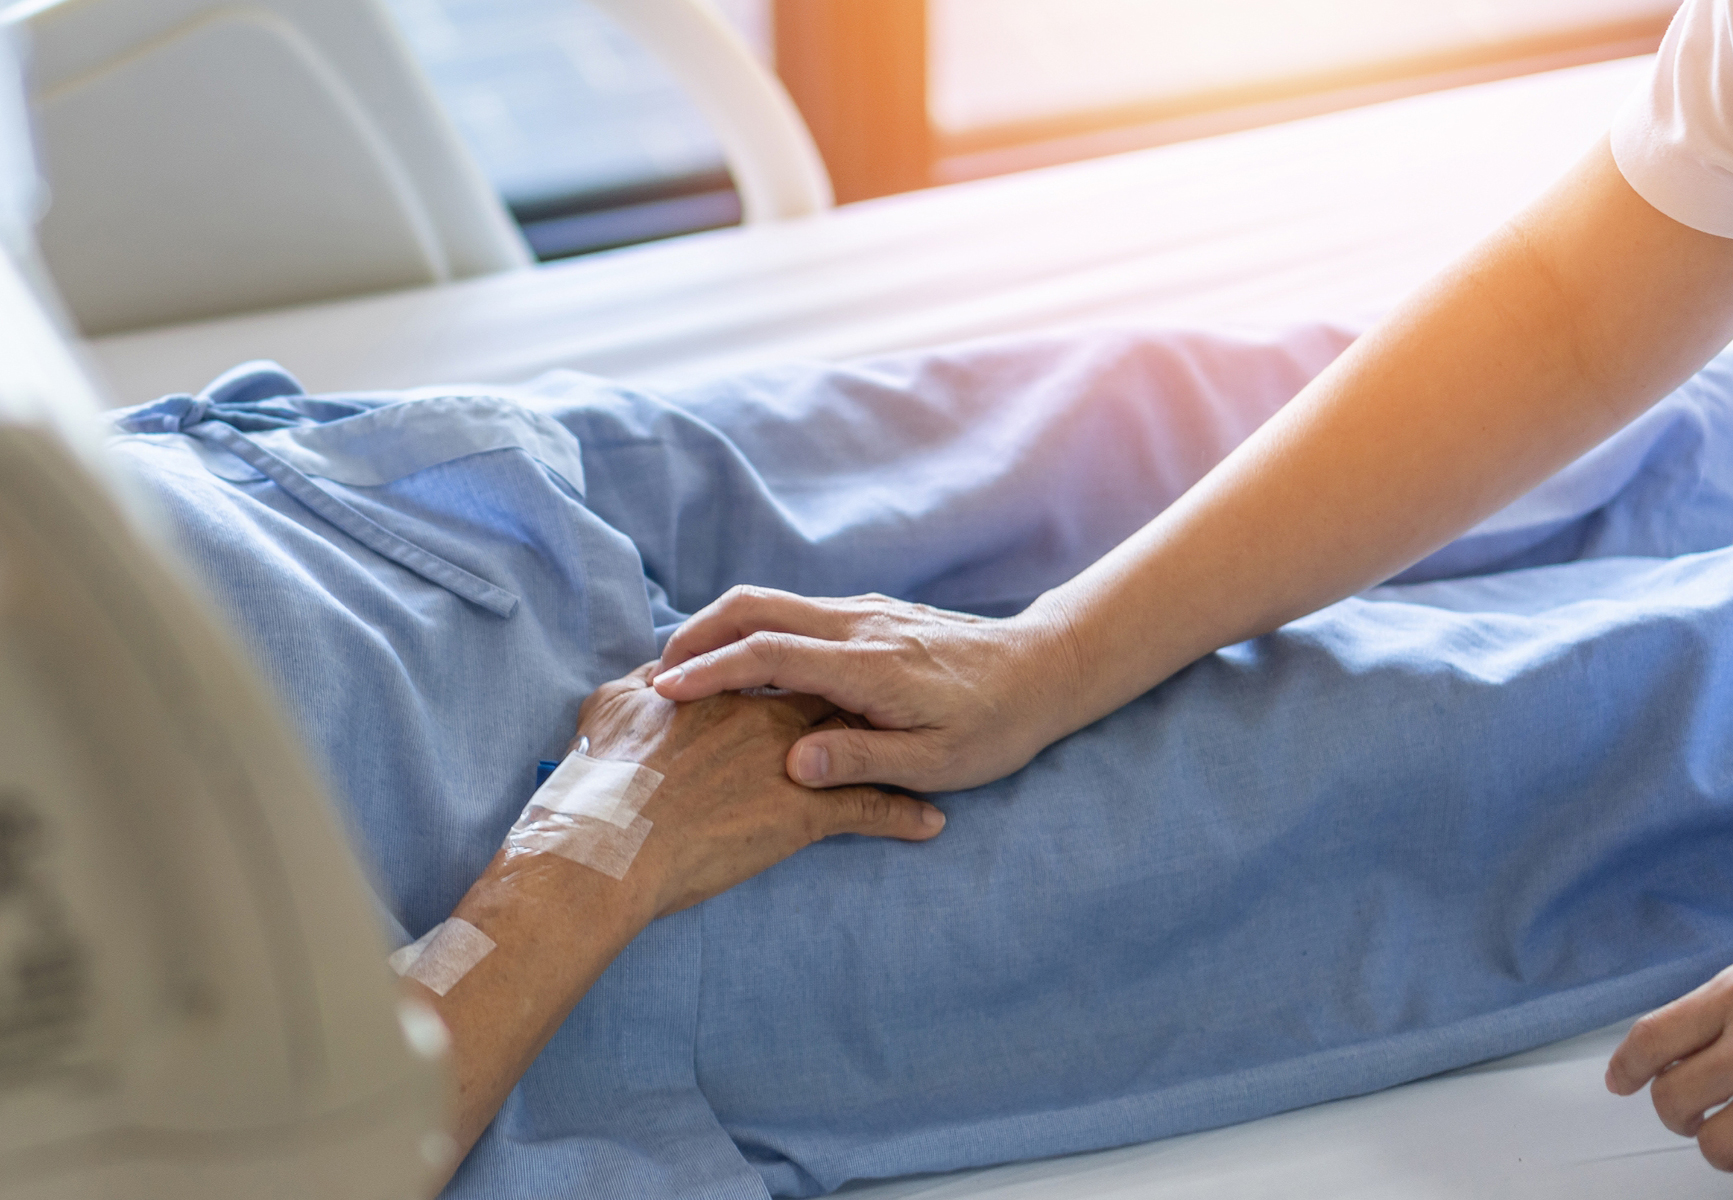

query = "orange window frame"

[772,0,1674,203]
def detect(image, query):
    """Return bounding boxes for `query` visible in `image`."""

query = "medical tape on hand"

[388,917,496,997]
[504,750,661,880]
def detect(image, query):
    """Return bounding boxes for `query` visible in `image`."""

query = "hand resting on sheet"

[1607,963,1733,1171]
[655,587,1070,792]
[403,664,945,1188]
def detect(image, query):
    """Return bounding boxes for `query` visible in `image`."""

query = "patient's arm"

[1607,964,1733,1171]
[654,138,1733,794]
[406,666,945,1189]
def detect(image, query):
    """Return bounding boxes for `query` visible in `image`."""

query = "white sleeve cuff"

[1612,77,1733,238]
[1609,0,1733,239]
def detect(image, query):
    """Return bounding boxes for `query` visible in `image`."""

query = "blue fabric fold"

[120,364,521,617]
[186,420,520,618]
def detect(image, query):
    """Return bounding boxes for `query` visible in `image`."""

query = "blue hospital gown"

[107,329,1733,1198]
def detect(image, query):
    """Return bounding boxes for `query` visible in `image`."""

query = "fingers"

[1649,1032,1733,1137]
[659,587,851,674]
[1697,1102,1733,1172]
[655,631,881,712]
[785,727,942,789]
[816,786,946,842]
[1607,970,1733,1095]
[760,688,838,726]
[1607,968,1733,1172]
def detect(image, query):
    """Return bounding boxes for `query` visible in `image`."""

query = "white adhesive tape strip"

[508,812,655,880]
[534,751,663,828]
[388,917,496,997]
[504,750,662,879]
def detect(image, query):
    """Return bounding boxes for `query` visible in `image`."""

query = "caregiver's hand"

[578,661,948,916]
[668,142,1733,803]
[653,587,1081,792]
[1606,964,1733,1171]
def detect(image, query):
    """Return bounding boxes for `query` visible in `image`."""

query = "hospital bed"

[2,3,1726,1192]
[87,55,1659,401]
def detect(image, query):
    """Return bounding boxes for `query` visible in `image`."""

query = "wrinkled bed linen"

[106,326,1733,1198]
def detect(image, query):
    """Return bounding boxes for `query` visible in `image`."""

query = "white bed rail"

[4,0,831,336]
[590,0,834,222]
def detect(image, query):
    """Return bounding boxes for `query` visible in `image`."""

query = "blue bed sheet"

[107,327,1733,1198]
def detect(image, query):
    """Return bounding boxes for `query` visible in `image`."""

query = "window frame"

[773,0,1676,199]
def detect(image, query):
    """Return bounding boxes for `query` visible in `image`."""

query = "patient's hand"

[576,662,946,918]
[1606,964,1733,1171]
[410,664,943,1185]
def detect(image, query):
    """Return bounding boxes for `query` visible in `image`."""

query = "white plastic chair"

[6,0,831,337]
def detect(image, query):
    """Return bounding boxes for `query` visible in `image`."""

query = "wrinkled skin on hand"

[1607,963,1733,1171]
[574,662,946,918]
[652,588,1078,793]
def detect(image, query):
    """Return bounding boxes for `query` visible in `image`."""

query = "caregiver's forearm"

[1025,138,1733,737]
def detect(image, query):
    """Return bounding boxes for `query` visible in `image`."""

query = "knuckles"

[1623,1011,1673,1066]
[823,733,868,779]
[720,583,778,612]
[834,786,891,833]
[799,786,894,843]
[851,788,892,829]
[742,629,796,663]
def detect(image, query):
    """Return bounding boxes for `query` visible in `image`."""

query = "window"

[930,0,1680,181]
[390,0,1678,251]
[384,0,768,259]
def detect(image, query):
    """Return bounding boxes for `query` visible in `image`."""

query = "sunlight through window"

[933,0,1677,134]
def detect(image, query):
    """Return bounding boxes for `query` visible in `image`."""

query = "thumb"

[820,786,947,842]
[787,727,942,790]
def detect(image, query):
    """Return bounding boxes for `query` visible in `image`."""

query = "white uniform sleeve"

[1612,0,1733,237]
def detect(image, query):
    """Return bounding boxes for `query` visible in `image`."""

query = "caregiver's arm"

[655,138,1733,792]
[408,666,945,1190]
[1607,964,1733,1170]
